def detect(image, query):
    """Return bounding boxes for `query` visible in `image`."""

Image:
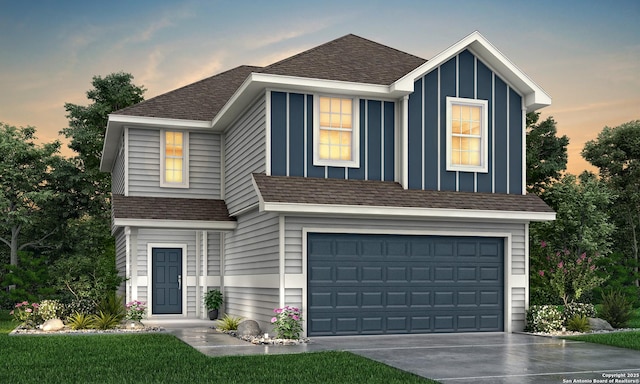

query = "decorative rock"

[40,318,64,331]
[121,320,145,330]
[589,317,614,331]
[237,320,261,337]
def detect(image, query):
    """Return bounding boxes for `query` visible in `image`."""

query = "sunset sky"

[1,0,638,175]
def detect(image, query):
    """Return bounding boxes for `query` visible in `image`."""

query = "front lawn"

[564,307,640,350]
[0,312,436,384]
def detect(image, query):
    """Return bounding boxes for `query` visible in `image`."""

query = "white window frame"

[446,97,489,173]
[313,95,360,168]
[160,130,189,188]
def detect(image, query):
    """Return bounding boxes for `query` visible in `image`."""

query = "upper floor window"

[314,96,359,168]
[161,130,189,188]
[446,97,488,173]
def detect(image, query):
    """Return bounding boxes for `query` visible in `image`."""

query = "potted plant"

[204,289,223,320]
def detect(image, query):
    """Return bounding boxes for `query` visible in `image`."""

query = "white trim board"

[146,243,188,318]
[113,219,237,231]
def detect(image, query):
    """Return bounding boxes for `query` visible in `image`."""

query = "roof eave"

[392,31,551,112]
[100,115,212,172]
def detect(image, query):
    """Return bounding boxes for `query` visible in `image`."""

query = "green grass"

[565,331,640,350]
[0,311,436,384]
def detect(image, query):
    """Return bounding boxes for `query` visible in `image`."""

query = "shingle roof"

[112,195,235,221]
[113,34,426,121]
[260,34,426,85]
[115,65,261,121]
[252,174,554,214]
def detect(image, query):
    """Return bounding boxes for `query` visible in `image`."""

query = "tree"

[60,72,145,217]
[0,123,79,266]
[526,112,569,195]
[582,120,640,287]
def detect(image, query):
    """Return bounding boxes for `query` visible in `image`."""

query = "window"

[161,130,188,187]
[446,97,488,172]
[314,96,359,167]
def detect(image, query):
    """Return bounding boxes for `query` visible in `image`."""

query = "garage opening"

[307,233,503,336]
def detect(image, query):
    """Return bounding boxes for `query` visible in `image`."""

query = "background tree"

[526,112,569,195]
[0,123,79,267]
[582,120,640,288]
[61,72,145,217]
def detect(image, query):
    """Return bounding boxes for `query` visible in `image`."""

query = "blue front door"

[152,248,182,314]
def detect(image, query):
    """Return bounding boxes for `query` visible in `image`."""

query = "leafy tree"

[526,112,569,195]
[529,173,616,304]
[0,123,79,266]
[582,120,640,288]
[61,72,145,217]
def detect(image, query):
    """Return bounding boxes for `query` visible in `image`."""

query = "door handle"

[177,274,182,290]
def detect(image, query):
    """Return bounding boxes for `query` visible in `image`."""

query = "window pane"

[331,98,341,113]
[319,130,329,144]
[330,113,341,128]
[469,152,480,166]
[471,107,480,121]
[461,106,471,121]
[460,151,469,165]
[329,130,340,145]
[340,146,351,160]
[329,145,340,160]
[319,144,329,159]
[320,112,330,127]
[452,120,461,134]
[471,121,481,135]
[320,97,330,112]
[460,137,469,150]
[341,131,351,146]
[461,121,470,135]
[341,99,352,114]
[469,138,480,151]
[452,105,461,120]
[342,115,352,130]
[174,132,183,145]
[452,137,461,151]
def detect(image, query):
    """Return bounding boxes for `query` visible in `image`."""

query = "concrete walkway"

[146,320,640,383]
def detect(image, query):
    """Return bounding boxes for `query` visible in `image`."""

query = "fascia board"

[261,201,556,222]
[392,31,551,112]
[113,218,237,230]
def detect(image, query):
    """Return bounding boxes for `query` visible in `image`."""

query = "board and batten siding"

[224,95,266,214]
[407,49,523,194]
[114,228,127,298]
[127,128,221,199]
[111,138,125,195]
[270,92,395,181]
[224,209,279,275]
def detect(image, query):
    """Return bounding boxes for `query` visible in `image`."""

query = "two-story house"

[100,31,555,336]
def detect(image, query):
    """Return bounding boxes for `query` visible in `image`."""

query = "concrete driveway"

[154,321,640,384]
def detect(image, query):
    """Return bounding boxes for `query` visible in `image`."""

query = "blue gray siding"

[270,92,395,181]
[224,95,266,214]
[127,128,221,199]
[224,209,279,275]
[407,49,523,194]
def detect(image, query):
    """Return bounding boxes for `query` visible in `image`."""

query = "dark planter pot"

[208,309,219,320]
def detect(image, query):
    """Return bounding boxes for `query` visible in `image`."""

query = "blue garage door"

[307,233,503,336]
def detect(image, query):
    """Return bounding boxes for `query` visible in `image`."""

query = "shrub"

[216,314,243,331]
[38,300,63,321]
[96,294,125,321]
[63,299,96,318]
[525,305,564,333]
[67,312,94,330]
[10,301,41,328]
[599,290,632,328]
[271,306,304,339]
[204,289,223,311]
[125,300,146,322]
[566,315,591,332]
[90,311,121,329]
[563,302,596,324]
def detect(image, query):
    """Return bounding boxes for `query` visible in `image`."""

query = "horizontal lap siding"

[224,210,279,275]
[187,286,196,317]
[512,287,526,332]
[225,287,279,333]
[127,128,221,198]
[284,216,526,275]
[114,228,127,297]
[207,232,221,276]
[408,49,523,194]
[112,139,125,195]
[224,96,266,214]
[285,288,303,310]
[136,229,196,277]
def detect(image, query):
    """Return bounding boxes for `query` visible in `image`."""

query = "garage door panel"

[308,234,503,336]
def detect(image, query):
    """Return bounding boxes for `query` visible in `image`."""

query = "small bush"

[38,300,63,321]
[563,302,596,324]
[525,305,564,333]
[63,299,96,318]
[90,311,121,329]
[566,315,591,332]
[67,312,94,330]
[599,290,632,328]
[216,314,243,331]
[96,294,125,321]
[271,306,304,339]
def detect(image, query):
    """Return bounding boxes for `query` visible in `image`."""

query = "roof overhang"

[112,218,237,230]
[100,115,211,172]
[392,31,551,112]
